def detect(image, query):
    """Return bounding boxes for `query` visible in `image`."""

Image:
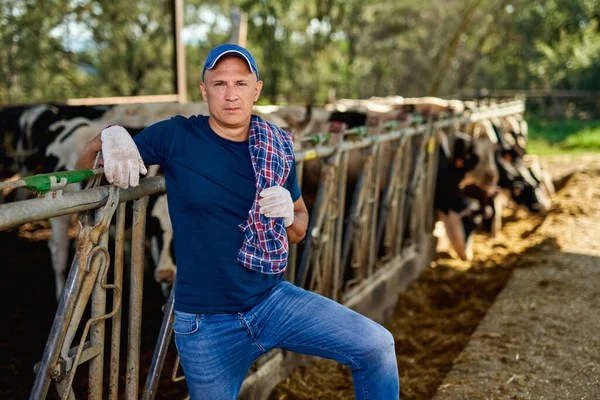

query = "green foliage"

[1,0,600,105]
[533,20,600,90]
[474,0,600,93]
[563,128,600,150]
[526,116,600,154]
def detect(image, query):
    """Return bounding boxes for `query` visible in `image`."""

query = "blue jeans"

[173,281,399,399]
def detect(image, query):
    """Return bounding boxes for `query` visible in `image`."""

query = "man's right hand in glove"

[101,125,147,188]
[74,125,147,189]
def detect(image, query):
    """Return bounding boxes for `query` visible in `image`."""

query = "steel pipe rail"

[0,177,165,230]
[294,101,524,161]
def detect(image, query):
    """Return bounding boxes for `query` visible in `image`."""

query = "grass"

[526,117,600,155]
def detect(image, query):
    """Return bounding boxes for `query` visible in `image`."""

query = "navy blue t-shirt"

[133,115,301,313]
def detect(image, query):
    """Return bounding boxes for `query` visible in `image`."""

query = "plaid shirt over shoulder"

[237,115,295,274]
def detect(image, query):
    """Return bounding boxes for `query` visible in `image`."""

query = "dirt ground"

[271,155,600,400]
[538,152,600,180]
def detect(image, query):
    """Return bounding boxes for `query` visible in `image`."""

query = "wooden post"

[230,8,248,47]
[173,0,187,104]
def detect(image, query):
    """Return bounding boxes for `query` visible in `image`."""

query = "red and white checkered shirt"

[237,115,295,274]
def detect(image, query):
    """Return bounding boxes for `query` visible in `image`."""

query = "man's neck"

[208,117,250,142]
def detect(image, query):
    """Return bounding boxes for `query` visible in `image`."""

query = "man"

[75,44,399,399]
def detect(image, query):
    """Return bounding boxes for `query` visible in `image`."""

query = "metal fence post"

[88,209,110,400]
[126,197,149,399]
[142,287,176,400]
[109,202,127,400]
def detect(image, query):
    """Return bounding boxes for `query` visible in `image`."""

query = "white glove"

[259,185,295,227]
[101,125,147,189]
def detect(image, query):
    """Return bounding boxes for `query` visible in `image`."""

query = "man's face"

[200,56,263,132]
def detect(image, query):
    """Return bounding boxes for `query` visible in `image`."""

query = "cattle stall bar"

[0,100,525,399]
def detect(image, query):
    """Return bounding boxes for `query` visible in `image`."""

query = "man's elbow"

[287,211,308,243]
[289,229,306,244]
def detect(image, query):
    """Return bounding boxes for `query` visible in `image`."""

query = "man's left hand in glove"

[259,185,295,227]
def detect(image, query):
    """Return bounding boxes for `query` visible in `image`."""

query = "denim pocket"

[173,311,200,335]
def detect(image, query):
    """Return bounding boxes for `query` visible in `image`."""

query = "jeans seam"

[172,315,200,335]
[238,315,266,353]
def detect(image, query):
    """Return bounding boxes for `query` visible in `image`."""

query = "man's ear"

[254,80,263,102]
[200,82,208,102]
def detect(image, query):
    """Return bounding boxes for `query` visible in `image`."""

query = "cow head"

[496,156,552,214]
[511,179,551,214]
[468,121,499,190]
[453,123,499,193]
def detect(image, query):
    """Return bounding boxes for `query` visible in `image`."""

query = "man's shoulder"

[137,114,208,143]
[169,113,207,127]
[150,114,209,136]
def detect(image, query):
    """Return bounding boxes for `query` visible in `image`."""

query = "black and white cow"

[0,104,111,201]
[490,118,553,214]
[16,104,111,174]
[433,121,500,261]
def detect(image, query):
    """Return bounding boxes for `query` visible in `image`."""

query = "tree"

[2,0,600,106]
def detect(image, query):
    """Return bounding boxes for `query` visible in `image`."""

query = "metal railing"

[0,99,525,399]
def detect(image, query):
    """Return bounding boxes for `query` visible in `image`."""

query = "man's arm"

[74,134,102,170]
[286,197,308,243]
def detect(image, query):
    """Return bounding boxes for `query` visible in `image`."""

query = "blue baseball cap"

[202,44,259,82]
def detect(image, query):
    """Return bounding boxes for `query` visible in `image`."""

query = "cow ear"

[454,158,464,168]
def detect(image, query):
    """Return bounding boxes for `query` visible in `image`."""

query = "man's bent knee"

[361,324,396,367]
[352,323,399,399]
